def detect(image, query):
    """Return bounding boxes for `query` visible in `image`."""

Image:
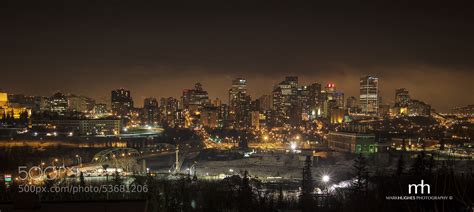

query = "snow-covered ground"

[188,153,356,181]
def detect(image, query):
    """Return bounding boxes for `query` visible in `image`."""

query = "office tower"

[181,83,210,111]
[163,97,179,115]
[359,76,379,115]
[228,77,247,111]
[334,91,345,109]
[307,83,321,111]
[272,87,284,115]
[250,111,260,129]
[160,97,180,124]
[229,77,247,100]
[228,78,251,128]
[143,97,159,125]
[67,95,95,113]
[296,86,310,120]
[250,99,260,112]
[93,103,108,116]
[111,89,133,118]
[379,104,391,117]
[346,96,358,113]
[200,106,219,128]
[232,94,251,128]
[296,84,322,122]
[50,92,68,115]
[212,98,222,107]
[320,83,336,117]
[258,95,272,111]
[272,76,299,125]
[218,103,230,126]
[285,76,299,90]
[330,108,345,124]
[395,88,410,106]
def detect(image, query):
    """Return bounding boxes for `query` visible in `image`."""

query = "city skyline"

[1,1,473,112]
[0,73,466,113]
[1,2,473,211]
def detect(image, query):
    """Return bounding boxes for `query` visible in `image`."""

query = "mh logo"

[408,180,431,194]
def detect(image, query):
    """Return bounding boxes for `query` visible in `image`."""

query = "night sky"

[1,1,473,111]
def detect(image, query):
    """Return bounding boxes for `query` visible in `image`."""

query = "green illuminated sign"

[4,174,12,182]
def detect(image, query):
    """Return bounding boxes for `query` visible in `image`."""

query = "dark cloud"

[1,1,473,111]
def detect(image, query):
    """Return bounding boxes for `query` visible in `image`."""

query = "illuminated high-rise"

[111,89,133,118]
[272,76,299,125]
[50,92,68,115]
[346,96,358,113]
[181,83,210,111]
[229,78,247,110]
[143,97,159,125]
[359,76,379,115]
[258,95,272,111]
[395,88,410,106]
[228,78,250,128]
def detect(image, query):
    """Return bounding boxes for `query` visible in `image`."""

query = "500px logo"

[17,166,70,181]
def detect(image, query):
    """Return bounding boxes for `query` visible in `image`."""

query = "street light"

[75,155,82,167]
[53,158,59,167]
[322,175,330,183]
[290,142,297,151]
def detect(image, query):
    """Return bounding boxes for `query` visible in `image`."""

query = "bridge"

[86,144,189,173]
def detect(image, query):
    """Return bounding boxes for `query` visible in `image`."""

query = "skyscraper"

[258,95,272,111]
[160,97,180,124]
[320,83,336,117]
[346,96,358,114]
[272,76,299,125]
[212,98,222,107]
[395,88,410,106]
[228,78,251,128]
[229,78,247,110]
[200,106,219,128]
[359,76,379,115]
[143,97,159,125]
[111,89,133,118]
[307,83,321,112]
[181,83,210,111]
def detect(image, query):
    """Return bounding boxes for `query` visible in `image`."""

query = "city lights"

[322,175,330,183]
[290,142,297,151]
[0,3,472,211]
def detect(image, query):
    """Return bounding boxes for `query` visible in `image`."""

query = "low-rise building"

[0,92,31,120]
[32,119,121,136]
[327,131,378,154]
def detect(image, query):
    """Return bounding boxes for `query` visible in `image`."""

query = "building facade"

[359,76,379,115]
[328,131,378,154]
[111,89,133,118]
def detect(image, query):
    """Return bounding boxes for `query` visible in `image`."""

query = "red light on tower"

[327,83,335,88]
